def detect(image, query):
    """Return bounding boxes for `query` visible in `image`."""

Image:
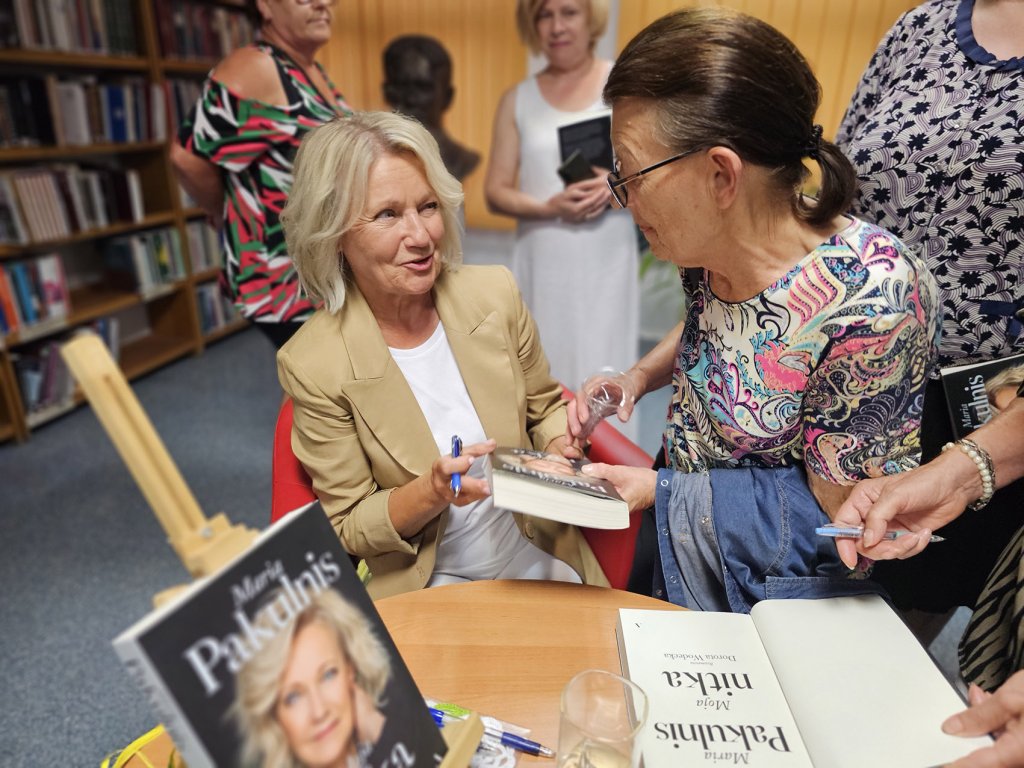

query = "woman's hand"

[428,439,496,507]
[547,175,611,223]
[566,368,643,447]
[582,463,657,512]
[828,450,978,569]
[388,439,495,538]
[352,685,386,747]
[943,674,1024,766]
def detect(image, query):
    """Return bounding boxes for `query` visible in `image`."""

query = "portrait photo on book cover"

[494,447,598,488]
[232,587,396,768]
[121,505,445,768]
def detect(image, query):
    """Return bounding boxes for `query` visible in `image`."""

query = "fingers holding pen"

[433,439,495,506]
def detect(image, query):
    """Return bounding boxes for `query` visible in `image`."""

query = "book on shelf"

[0,0,19,48]
[482,446,628,529]
[0,268,21,334]
[941,352,1024,439]
[616,595,990,767]
[7,0,131,55]
[0,173,28,245]
[557,113,613,173]
[113,503,448,768]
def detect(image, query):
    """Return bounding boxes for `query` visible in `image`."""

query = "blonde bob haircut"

[232,588,392,768]
[282,111,464,314]
[516,0,608,54]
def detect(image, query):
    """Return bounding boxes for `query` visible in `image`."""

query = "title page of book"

[617,609,813,767]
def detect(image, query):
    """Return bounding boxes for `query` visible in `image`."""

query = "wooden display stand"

[65,331,484,768]
[61,332,257,603]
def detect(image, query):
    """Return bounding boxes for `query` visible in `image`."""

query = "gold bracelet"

[942,438,996,511]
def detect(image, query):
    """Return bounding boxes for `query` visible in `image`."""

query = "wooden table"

[125,580,677,766]
[375,580,680,762]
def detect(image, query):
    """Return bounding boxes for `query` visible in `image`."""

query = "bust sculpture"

[383,35,481,181]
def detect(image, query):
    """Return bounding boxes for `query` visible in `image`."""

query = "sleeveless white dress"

[512,62,639,439]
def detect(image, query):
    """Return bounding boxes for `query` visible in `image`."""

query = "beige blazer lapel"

[435,270,523,446]
[339,285,439,478]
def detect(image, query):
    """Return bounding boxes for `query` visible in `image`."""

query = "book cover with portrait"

[113,503,447,768]
[483,446,628,530]
[940,352,1024,439]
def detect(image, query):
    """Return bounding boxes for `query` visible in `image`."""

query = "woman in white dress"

[485,0,639,418]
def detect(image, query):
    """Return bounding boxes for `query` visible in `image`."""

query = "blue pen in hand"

[816,524,945,543]
[429,707,555,758]
[450,435,462,498]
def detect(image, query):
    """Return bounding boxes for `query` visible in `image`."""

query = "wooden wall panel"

[616,0,919,140]
[316,1,920,230]
[319,0,523,230]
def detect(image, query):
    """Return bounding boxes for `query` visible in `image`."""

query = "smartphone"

[557,149,596,185]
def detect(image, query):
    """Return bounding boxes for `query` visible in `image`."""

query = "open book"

[113,503,447,768]
[941,352,1024,438]
[617,595,990,767]
[482,447,628,529]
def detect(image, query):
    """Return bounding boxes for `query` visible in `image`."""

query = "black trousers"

[255,321,304,350]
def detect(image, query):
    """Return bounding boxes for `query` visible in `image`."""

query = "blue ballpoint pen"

[429,707,555,758]
[816,524,945,543]
[450,435,462,498]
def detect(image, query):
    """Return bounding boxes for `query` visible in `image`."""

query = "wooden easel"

[60,332,258,603]
[63,332,483,767]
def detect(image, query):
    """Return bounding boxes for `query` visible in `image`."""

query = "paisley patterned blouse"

[837,0,1023,368]
[179,43,353,323]
[664,217,940,484]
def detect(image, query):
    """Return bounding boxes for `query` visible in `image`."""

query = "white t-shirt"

[389,322,580,586]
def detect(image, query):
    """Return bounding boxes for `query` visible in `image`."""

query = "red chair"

[271,395,653,589]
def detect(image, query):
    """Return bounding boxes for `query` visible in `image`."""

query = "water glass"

[557,669,648,768]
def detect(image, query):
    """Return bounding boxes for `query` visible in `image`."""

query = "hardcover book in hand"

[617,595,990,767]
[483,447,628,530]
[940,352,1024,438]
[113,503,448,768]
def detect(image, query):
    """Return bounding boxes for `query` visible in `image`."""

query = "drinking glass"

[577,370,629,442]
[557,669,648,768]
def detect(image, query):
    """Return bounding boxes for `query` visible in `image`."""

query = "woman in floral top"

[171,0,353,348]
[564,9,941,603]
[837,0,1024,613]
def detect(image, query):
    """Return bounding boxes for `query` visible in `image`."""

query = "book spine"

[111,638,216,768]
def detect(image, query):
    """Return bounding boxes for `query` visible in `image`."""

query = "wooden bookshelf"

[0,1,252,444]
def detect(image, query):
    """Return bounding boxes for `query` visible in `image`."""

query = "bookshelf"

[0,0,254,444]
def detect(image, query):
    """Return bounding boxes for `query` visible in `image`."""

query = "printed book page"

[750,595,991,768]
[617,609,814,767]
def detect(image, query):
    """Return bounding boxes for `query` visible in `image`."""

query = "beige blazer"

[277,264,608,598]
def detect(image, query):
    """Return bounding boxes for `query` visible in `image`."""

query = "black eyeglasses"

[606,147,704,208]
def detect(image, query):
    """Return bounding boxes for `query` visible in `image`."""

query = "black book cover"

[557,113,613,171]
[113,503,448,768]
[940,353,1024,439]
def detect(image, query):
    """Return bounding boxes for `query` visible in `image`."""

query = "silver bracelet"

[942,438,996,511]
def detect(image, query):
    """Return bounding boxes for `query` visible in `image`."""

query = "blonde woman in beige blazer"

[278,112,606,599]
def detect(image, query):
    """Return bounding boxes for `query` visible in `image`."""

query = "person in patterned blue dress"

[564,8,942,605]
[837,0,1024,615]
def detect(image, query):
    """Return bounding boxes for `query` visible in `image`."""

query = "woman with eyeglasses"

[171,0,352,349]
[567,8,942,607]
[483,0,639,410]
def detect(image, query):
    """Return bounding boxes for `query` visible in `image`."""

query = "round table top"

[374,579,680,762]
